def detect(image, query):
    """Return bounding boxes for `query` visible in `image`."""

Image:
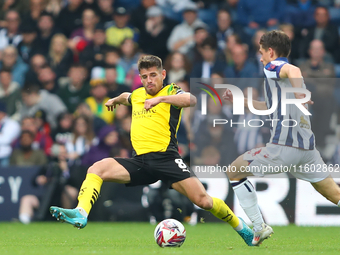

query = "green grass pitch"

[0,222,339,255]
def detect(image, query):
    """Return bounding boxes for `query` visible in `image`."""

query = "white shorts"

[242,143,329,183]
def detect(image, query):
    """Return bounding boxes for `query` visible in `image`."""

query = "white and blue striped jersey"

[263,57,315,150]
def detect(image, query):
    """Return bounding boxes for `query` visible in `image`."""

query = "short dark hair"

[22,83,40,94]
[259,30,291,58]
[0,68,11,74]
[20,130,35,139]
[137,55,163,72]
[201,36,217,50]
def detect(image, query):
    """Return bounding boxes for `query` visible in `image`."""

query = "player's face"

[259,44,271,66]
[139,66,166,96]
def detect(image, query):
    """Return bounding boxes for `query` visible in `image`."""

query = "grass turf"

[0,222,339,255]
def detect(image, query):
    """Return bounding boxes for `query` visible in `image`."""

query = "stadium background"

[0,0,340,226]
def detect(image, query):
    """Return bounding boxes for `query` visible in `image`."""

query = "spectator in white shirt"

[0,101,20,166]
[0,10,22,50]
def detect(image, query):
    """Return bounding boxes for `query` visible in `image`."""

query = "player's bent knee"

[88,158,117,179]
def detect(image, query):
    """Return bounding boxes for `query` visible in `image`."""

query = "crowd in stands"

[1,0,340,222]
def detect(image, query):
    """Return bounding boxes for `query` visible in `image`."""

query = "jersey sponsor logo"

[132,108,157,119]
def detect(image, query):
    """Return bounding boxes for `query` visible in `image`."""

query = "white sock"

[337,200,340,207]
[19,213,31,224]
[233,222,243,231]
[231,178,264,231]
[76,207,88,218]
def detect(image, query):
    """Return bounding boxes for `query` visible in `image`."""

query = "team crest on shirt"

[299,116,310,129]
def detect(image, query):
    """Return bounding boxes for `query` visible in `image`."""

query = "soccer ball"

[154,219,186,248]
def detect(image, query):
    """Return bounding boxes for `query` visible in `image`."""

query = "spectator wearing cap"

[79,23,109,70]
[82,125,120,166]
[0,10,22,50]
[0,101,21,166]
[85,67,114,124]
[0,68,21,120]
[167,1,207,54]
[69,8,99,53]
[105,6,139,48]
[36,11,62,56]
[17,22,41,64]
[0,45,29,87]
[20,83,67,129]
[139,5,178,60]
[57,64,90,113]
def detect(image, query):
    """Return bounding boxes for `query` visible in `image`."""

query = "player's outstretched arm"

[222,89,267,110]
[144,93,196,110]
[105,92,132,111]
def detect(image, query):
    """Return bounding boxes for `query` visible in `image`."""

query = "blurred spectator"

[65,114,97,162]
[33,109,51,137]
[82,125,120,166]
[220,0,239,22]
[69,8,98,53]
[0,0,29,24]
[284,0,317,29]
[0,45,29,86]
[105,65,130,98]
[164,52,191,84]
[21,83,67,129]
[75,102,106,134]
[249,29,266,76]
[117,115,132,152]
[130,0,156,35]
[299,39,336,147]
[48,33,74,78]
[139,6,177,61]
[18,143,71,224]
[10,130,47,166]
[45,0,63,17]
[79,23,108,70]
[237,0,285,36]
[186,25,209,63]
[104,47,126,84]
[0,68,21,119]
[22,0,46,25]
[105,6,139,48]
[224,44,259,89]
[37,65,58,93]
[52,112,74,144]
[36,11,61,56]
[119,38,140,75]
[302,6,340,62]
[0,10,22,50]
[215,9,247,51]
[191,37,226,78]
[25,53,47,84]
[96,0,114,27]
[224,33,243,65]
[167,1,207,54]
[279,24,301,65]
[17,22,41,64]
[85,66,114,124]
[0,101,20,166]
[57,64,90,113]
[18,116,53,156]
[56,0,88,37]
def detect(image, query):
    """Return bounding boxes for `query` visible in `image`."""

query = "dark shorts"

[115,151,195,187]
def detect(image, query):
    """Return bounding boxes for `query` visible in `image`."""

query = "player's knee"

[194,194,213,210]
[88,158,111,178]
